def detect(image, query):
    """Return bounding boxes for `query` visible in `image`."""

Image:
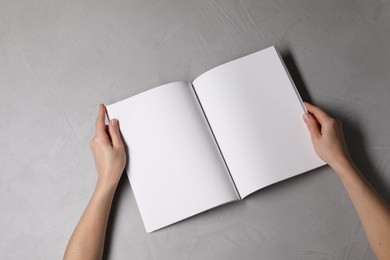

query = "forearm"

[64,181,116,260]
[332,159,390,260]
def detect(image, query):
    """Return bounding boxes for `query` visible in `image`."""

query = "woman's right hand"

[303,102,352,170]
[303,102,390,260]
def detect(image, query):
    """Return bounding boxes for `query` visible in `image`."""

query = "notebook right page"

[193,46,325,198]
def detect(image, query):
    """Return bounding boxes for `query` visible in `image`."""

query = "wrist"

[96,178,119,196]
[329,156,356,178]
[96,168,122,189]
[328,153,351,169]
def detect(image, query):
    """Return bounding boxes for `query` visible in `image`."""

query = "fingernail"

[110,119,118,127]
[303,113,310,122]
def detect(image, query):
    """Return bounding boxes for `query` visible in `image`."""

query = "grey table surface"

[1,0,389,259]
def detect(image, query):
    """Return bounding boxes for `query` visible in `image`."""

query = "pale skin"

[64,102,390,260]
[63,104,126,260]
[303,102,390,260]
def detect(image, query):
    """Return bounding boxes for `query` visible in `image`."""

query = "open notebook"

[107,46,325,232]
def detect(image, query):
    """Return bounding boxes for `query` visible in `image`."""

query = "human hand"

[90,104,126,190]
[303,102,351,169]
[303,103,390,260]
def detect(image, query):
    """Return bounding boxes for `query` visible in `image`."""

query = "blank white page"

[107,82,238,232]
[193,46,325,198]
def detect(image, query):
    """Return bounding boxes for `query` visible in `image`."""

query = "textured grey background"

[1,0,389,259]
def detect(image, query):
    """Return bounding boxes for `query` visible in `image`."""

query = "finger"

[108,119,123,148]
[303,102,331,125]
[95,104,107,137]
[303,112,321,141]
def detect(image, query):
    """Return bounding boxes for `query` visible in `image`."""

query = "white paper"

[193,46,325,198]
[107,82,239,232]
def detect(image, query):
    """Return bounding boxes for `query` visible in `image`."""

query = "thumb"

[303,113,321,142]
[108,119,123,148]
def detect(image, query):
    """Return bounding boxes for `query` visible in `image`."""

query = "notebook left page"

[107,82,239,232]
